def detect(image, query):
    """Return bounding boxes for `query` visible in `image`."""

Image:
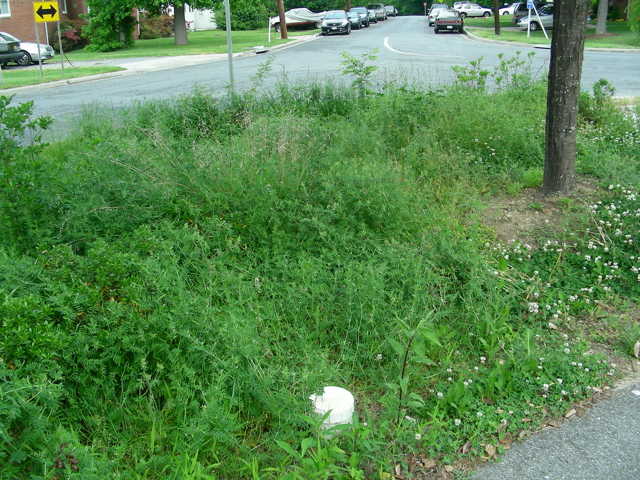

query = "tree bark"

[345,0,352,10]
[276,0,288,39]
[543,0,590,195]
[174,3,188,45]
[493,0,501,35]
[596,0,608,34]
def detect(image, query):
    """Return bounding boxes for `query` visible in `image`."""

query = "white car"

[428,7,450,26]
[0,31,54,66]
[455,3,493,18]
[499,2,521,15]
[517,4,553,30]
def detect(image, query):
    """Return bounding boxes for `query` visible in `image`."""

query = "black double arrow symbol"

[36,4,58,20]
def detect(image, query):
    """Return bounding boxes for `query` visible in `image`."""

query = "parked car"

[347,11,365,29]
[367,3,388,20]
[513,1,547,23]
[499,2,521,15]
[385,5,398,16]
[320,10,352,35]
[517,4,553,30]
[428,6,449,26]
[368,9,378,23]
[434,9,464,33]
[350,7,371,27]
[455,3,493,18]
[0,32,54,66]
[0,34,23,67]
[429,3,449,14]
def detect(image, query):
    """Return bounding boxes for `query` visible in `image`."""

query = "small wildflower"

[415,433,422,441]
[454,418,462,426]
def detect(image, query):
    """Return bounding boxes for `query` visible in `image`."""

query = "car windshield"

[350,7,367,12]
[539,5,553,14]
[438,11,459,18]
[431,7,448,14]
[367,5,382,9]
[0,32,19,42]
[325,12,346,19]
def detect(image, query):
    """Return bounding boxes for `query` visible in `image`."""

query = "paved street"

[10,15,640,133]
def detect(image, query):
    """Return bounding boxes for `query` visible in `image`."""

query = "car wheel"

[530,21,540,31]
[274,23,281,33]
[483,11,491,17]
[502,11,509,15]
[434,28,439,33]
[16,51,33,66]
[459,27,464,33]
[460,12,467,18]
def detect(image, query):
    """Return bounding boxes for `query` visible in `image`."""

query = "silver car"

[517,4,553,31]
[0,32,55,66]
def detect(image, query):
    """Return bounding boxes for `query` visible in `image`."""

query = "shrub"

[50,19,88,53]
[139,14,174,39]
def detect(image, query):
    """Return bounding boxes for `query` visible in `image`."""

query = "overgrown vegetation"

[1,56,639,479]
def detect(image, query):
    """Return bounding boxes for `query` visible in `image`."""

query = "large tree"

[543,0,591,195]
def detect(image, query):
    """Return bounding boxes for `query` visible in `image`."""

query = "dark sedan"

[0,35,21,67]
[348,11,365,29]
[434,9,464,33]
[321,10,352,35]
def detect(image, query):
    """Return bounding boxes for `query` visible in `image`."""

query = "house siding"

[0,0,88,43]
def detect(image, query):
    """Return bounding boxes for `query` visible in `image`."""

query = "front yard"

[57,28,316,63]
[467,21,640,49]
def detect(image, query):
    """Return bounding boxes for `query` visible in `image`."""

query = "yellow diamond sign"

[33,1,60,23]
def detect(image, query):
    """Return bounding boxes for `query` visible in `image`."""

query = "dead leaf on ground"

[518,430,528,440]
[443,465,455,472]
[460,441,472,454]
[485,444,497,458]
[576,407,587,417]
[547,419,562,428]
[521,417,532,423]
[564,408,577,418]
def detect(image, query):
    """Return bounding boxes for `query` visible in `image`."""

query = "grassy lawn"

[463,16,516,28]
[0,66,124,89]
[468,21,640,48]
[2,59,639,478]
[58,29,316,62]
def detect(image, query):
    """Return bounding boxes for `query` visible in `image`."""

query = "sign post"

[526,0,533,38]
[223,0,234,94]
[33,2,61,77]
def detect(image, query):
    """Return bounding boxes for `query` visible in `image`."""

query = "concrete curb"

[464,27,640,53]
[0,34,321,94]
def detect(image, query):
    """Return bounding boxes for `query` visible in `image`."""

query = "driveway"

[9,15,640,131]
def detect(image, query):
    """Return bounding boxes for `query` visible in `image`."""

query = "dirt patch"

[481,177,600,245]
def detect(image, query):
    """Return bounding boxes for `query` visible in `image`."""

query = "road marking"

[383,36,463,59]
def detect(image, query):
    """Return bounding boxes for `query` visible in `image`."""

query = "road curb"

[464,27,640,53]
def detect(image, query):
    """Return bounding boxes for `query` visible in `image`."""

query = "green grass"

[57,28,316,62]
[467,21,640,48]
[463,16,515,28]
[0,66,124,89]
[1,58,639,479]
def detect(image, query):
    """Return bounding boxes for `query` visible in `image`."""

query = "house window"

[0,0,11,18]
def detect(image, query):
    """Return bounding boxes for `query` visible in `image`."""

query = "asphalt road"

[10,15,640,132]
[474,380,640,480]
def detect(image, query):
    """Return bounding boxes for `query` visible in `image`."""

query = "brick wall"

[0,0,87,43]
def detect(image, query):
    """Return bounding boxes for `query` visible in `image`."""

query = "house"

[0,0,88,43]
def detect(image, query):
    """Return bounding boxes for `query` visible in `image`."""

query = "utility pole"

[543,0,590,195]
[223,0,234,93]
[276,0,288,39]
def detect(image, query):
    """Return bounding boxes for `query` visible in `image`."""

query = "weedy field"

[1,56,639,479]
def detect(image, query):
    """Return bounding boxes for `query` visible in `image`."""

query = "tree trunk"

[543,0,590,195]
[174,3,188,45]
[596,0,608,34]
[493,0,501,35]
[276,0,288,39]
[345,1,352,10]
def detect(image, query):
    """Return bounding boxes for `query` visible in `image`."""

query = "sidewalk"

[473,378,640,480]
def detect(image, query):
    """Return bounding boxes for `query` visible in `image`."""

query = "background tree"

[84,0,137,51]
[140,1,218,44]
[543,0,591,194]
[492,0,501,35]
[596,0,608,34]
[630,0,640,35]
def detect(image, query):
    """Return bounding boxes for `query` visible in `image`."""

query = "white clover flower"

[454,418,462,426]
[437,392,444,398]
[477,411,484,418]
[556,378,563,384]
[375,354,383,361]
[415,433,422,440]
